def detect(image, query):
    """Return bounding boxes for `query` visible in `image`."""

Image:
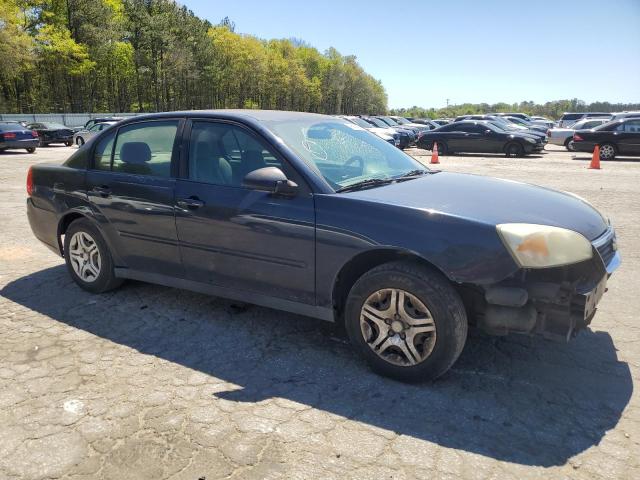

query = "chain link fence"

[0,113,141,127]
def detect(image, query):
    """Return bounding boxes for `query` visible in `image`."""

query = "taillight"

[573,133,584,141]
[26,166,34,196]
[31,130,38,137]
[3,132,16,139]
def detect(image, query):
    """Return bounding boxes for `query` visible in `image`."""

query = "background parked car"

[0,122,39,153]
[362,116,415,148]
[411,118,442,129]
[417,120,543,157]
[572,118,640,160]
[557,112,612,128]
[547,118,609,151]
[27,122,74,147]
[454,115,547,141]
[73,121,118,146]
[388,116,437,132]
[339,115,400,147]
[610,111,640,121]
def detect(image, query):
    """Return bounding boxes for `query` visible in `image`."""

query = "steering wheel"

[344,155,365,176]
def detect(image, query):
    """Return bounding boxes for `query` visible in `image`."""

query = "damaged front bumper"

[475,227,620,341]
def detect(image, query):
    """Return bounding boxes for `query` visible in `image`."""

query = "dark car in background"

[572,118,640,160]
[362,116,415,148]
[27,122,74,147]
[0,122,39,153]
[26,110,619,382]
[417,121,544,156]
[455,115,547,141]
[558,112,612,128]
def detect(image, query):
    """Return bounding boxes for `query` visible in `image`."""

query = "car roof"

[118,109,335,123]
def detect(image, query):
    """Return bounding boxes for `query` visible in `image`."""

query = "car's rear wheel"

[65,140,73,147]
[26,147,36,153]
[434,141,447,155]
[344,261,467,382]
[599,143,616,160]
[564,137,576,151]
[76,137,85,146]
[505,142,524,157]
[64,218,123,293]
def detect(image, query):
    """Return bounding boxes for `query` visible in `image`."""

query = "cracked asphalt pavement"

[1,145,639,479]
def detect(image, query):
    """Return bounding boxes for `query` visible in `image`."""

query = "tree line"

[0,0,388,114]
[391,99,640,120]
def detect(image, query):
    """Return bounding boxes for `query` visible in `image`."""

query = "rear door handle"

[91,185,112,197]
[177,197,205,209]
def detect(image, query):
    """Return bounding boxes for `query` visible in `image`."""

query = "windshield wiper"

[396,169,428,179]
[336,177,394,193]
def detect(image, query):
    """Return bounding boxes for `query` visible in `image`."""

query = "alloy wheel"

[360,288,436,367]
[68,231,101,282]
[600,144,615,160]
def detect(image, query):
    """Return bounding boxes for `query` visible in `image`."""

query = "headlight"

[497,223,593,268]
[525,137,536,143]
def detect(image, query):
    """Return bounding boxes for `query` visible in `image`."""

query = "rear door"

[617,120,640,155]
[85,118,184,275]
[174,119,316,304]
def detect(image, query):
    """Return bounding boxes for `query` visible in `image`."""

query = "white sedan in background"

[547,118,609,151]
[73,121,117,146]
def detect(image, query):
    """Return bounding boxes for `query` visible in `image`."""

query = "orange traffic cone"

[589,144,601,170]
[431,142,440,164]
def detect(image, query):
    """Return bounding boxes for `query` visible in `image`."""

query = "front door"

[617,119,640,155]
[85,119,183,274]
[174,120,316,304]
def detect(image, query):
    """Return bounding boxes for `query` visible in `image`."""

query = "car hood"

[343,172,608,240]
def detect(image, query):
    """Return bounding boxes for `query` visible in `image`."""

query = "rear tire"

[344,261,467,382]
[599,143,616,160]
[65,140,73,147]
[434,141,447,156]
[564,137,576,152]
[64,218,123,294]
[26,147,36,153]
[76,137,85,146]
[505,142,524,157]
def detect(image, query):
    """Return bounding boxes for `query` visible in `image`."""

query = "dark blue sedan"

[0,122,39,153]
[26,111,620,381]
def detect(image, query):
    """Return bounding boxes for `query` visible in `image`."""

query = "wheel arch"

[331,248,452,323]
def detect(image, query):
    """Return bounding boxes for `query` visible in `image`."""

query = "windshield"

[394,117,410,125]
[366,117,389,128]
[507,117,528,126]
[346,116,375,129]
[379,116,399,126]
[264,118,427,190]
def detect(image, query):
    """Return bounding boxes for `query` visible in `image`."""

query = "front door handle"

[177,197,205,209]
[91,185,112,197]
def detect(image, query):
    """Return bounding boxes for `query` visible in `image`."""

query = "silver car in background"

[73,121,117,146]
[547,118,609,151]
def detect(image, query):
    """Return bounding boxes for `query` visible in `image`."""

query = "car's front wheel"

[505,142,524,157]
[64,218,123,293]
[65,140,73,147]
[76,137,85,146]
[26,147,36,153]
[344,261,467,382]
[564,138,576,151]
[599,143,616,160]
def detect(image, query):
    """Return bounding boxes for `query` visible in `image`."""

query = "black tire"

[26,147,36,153]
[505,142,524,157]
[599,143,616,161]
[65,140,73,147]
[564,137,576,152]
[433,141,447,156]
[76,137,85,146]
[344,261,468,382]
[63,218,123,293]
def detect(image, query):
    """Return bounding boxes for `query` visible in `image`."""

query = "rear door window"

[93,130,115,171]
[112,120,179,177]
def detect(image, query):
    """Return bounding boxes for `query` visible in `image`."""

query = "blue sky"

[186,0,640,108]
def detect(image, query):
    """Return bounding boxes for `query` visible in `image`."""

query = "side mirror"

[242,167,298,196]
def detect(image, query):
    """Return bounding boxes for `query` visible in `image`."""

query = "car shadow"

[1,265,632,467]
[571,155,640,163]
[446,152,545,159]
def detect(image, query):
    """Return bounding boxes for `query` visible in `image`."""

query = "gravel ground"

[0,144,638,479]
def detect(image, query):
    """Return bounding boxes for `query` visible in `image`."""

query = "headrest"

[120,142,151,164]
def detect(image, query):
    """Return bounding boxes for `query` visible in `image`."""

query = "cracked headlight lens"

[497,223,593,268]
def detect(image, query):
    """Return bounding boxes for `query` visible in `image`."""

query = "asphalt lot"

[1,144,639,479]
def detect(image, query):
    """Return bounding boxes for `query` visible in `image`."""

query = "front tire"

[76,137,85,146]
[564,138,576,152]
[65,140,73,147]
[505,142,524,157]
[26,147,36,153]
[64,218,123,293]
[599,143,616,160]
[344,261,467,382]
